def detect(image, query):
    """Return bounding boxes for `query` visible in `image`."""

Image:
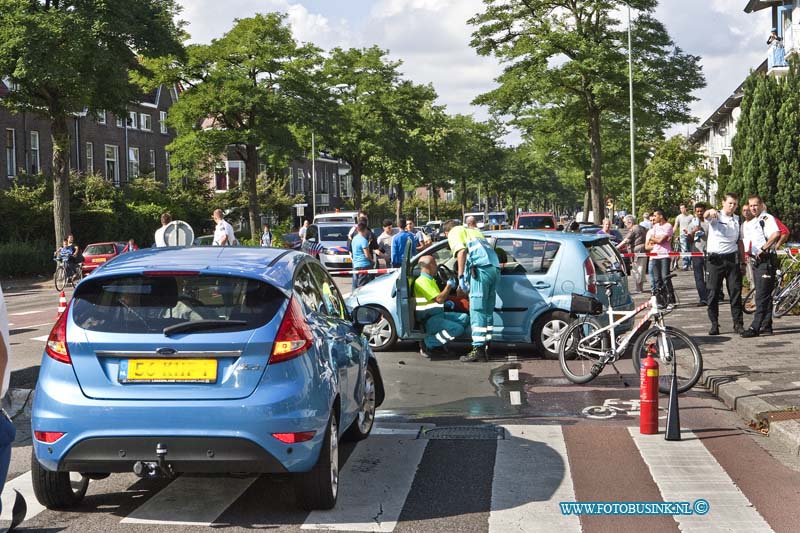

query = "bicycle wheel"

[742,288,756,314]
[558,318,609,385]
[632,326,702,394]
[70,266,83,287]
[773,278,800,318]
[54,265,66,291]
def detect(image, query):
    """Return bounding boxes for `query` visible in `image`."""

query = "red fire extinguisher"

[640,344,659,435]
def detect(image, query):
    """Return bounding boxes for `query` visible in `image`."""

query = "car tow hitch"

[133,442,175,479]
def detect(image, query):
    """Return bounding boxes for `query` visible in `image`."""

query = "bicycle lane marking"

[582,399,667,420]
[629,428,774,532]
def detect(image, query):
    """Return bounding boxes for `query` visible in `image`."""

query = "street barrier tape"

[620,248,800,259]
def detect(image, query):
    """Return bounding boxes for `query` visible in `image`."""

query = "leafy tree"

[637,135,704,216]
[0,0,184,245]
[163,13,325,240]
[322,47,434,210]
[774,63,800,235]
[469,0,704,220]
[715,154,732,201]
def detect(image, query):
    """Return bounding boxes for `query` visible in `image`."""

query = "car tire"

[295,411,339,511]
[534,310,572,360]
[344,361,378,441]
[31,450,90,509]
[365,307,397,352]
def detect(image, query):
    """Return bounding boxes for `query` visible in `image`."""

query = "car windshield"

[85,244,116,255]
[319,226,351,241]
[72,274,285,334]
[583,239,624,274]
[517,216,554,230]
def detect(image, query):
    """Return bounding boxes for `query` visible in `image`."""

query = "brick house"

[0,81,178,189]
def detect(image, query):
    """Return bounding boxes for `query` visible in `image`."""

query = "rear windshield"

[72,275,285,333]
[517,216,555,230]
[319,226,350,241]
[85,244,117,255]
[584,239,624,274]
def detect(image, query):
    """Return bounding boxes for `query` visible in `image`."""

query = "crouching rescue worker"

[443,219,500,362]
[414,255,470,358]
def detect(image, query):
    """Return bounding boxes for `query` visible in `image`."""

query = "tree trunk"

[583,176,591,219]
[246,144,260,241]
[460,176,467,219]
[511,192,518,224]
[433,186,439,220]
[51,115,71,246]
[588,107,603,223]
[395,180,404,227]
[351,159,363,210]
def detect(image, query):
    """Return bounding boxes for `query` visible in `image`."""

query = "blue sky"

[177,0,771,143]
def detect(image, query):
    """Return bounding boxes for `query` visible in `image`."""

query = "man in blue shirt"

[351,222,374,288]
[391,221,416,268]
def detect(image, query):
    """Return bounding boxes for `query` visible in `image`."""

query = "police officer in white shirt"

[212,209,236,246]
[741,195,781,337]
[703,192,745,336]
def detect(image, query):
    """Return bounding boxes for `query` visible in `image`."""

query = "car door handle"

[532,282,551,288]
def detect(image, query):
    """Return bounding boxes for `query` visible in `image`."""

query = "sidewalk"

[644,267,800,460]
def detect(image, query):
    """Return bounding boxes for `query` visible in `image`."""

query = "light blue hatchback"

[31,246,384,511]
[346,230,633,358]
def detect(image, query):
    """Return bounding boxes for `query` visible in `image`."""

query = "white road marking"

[31,335,49,342]
[508,369,519,381]
[489,425,580,532]
[302,427,428,532]
[629,429,774,532]
[121,475,256,526]
[509,391,521,405]
[9,310,45,316]
[0,471,46,523]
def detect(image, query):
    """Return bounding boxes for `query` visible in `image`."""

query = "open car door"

[394,238,415,338]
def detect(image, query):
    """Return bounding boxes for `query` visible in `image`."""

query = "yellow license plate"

[93,258,107,263]
[344,257,352,263]
[119,359,217,383]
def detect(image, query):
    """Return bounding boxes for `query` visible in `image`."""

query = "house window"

[30,131,40,174]
[165,150,170,179]
[127,111,137,129]
[97,110,106,125]
[116,116,125,128]
[288,168,295,195]
[297,168,305,193]
[140,113,152,131]
[128,147,140,179]
[215,163,227,191]
[160,111,168,134]
[105,145,119,185]
[86,142,94,173]
[149,149,156,174]
[227,160,243,189]
[5,129,15,177]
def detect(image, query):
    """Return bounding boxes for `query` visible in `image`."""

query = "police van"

[313,211,360,224]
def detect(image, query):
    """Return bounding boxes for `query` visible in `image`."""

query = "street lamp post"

[311,132,316,218]
[627,3,636,218]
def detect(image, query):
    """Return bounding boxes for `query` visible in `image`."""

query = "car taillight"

[34,431,65,443]
[272,431,316,444]
[45,301,71,364]
[270,296,313,364]
[584,257,597,294]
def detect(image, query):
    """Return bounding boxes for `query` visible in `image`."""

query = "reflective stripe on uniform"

[435,332,447,343]
[416,302,444,311]
[472,334,486,342]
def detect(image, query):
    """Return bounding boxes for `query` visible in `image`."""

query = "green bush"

[0,240,54,277]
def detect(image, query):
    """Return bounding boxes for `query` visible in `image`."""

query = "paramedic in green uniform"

[442,219,500,362]
[413,255,470,358]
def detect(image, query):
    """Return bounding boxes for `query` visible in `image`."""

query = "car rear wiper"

[163,320,248,336]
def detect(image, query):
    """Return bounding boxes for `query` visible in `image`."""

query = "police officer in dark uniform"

[741,195,781,337]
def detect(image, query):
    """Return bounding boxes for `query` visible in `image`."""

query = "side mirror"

[352,306,381,333]
[557,225,564,231]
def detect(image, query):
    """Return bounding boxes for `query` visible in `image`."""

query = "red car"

[81,242,126,275]
[514,212,557,230]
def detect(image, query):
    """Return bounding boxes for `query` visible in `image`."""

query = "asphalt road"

[3,275,800,531]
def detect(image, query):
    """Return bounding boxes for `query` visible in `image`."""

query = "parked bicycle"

[54,257,83,291]
[558,273,703,394]
[743,245,800,318]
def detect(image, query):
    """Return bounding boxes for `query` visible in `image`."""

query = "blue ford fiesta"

[31,246,385,511]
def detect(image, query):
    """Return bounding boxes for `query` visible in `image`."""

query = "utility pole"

[627,3,637,218]
[311,132,316,218]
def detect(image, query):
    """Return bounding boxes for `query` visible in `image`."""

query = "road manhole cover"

[420,425,505,440]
